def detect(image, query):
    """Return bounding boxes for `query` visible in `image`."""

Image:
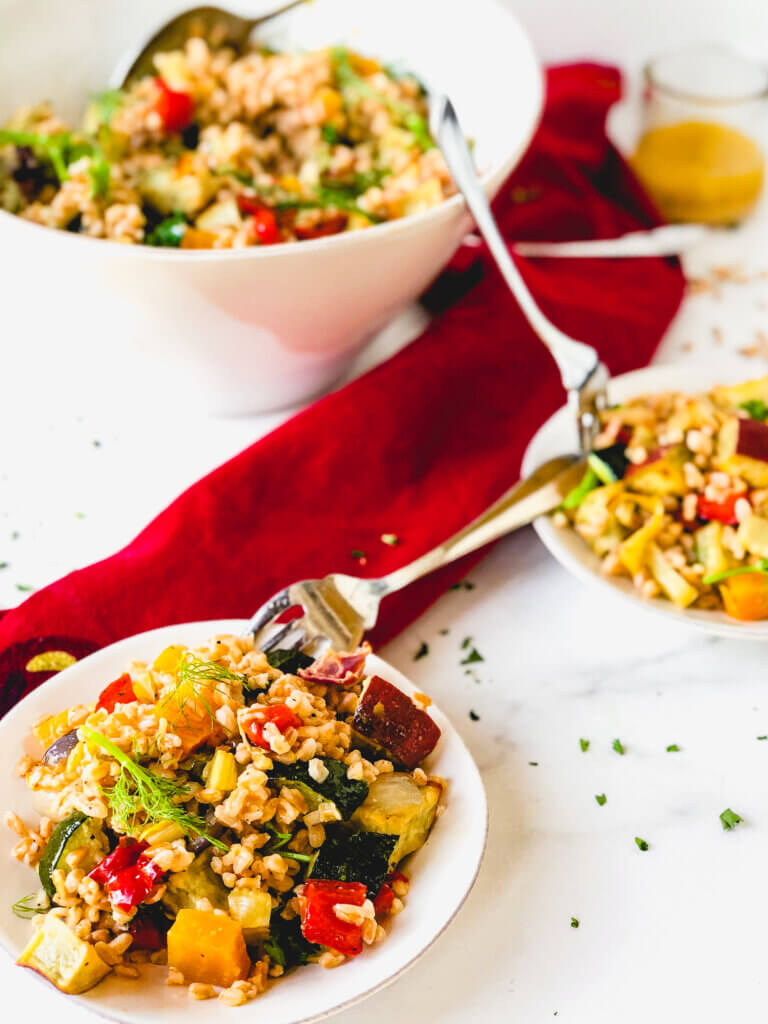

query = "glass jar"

[632,47,768,224]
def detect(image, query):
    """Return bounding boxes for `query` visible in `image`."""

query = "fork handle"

[433,94,599,393]
[376,457,582,597]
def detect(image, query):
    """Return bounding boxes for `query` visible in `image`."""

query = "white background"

[4,2,768,1023]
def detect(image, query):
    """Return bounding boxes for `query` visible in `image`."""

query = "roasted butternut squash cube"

[167,909,250,987]
[32,710,72,751]
[154,680,223,756]
[18,913,110,994]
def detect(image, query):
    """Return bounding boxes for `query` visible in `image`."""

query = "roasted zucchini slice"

[269,758,368,820]
[162,848,229,914]
[38,813,107,898]
[352,772,441,866]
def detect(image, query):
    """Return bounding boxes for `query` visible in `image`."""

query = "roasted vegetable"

[162,848,228,914]
[562,467,600,510]
[41,728,79,767]
[624,445,687,495]
[695,521,730,578]
[720,571,768,620]
[736,514,768,559]
[647,542,699,607]
[153,676,224,756]
[352,773,441,866]
[697,492,740,525]
[265,648,314,675]
[269,757,368,819]
[716,417,768,486]
[17,913,110,993]
[588,443,629,483]
[228,887,272,940]
[89,839,165,912]
[618,500,665,576]
[32,710,72,751]
[96,672,137,713]
[352,676,441,769]
[299,879,367,956]
[309,823,397,898]
[167,909,251,986]
[205,748,238,792]
[140,162,215,216]
[263,910,320,970]
[38,813,107,898]
[243,704,302,751]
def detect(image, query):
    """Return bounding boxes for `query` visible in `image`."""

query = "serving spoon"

[110,0,308,88]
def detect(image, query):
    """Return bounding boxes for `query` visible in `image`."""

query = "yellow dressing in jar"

[632,121,764,224]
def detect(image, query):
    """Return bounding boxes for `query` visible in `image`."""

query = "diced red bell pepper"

[107,855,165,912]
[236,195,282,245]
[96,672,137,713]
[373,883,393,916]
[89,838,147,884]
[244,703,302,750]
[129,912,166,951]
[352,676,441,769]
[697,492,740,525]
[300,879,367,956]
[153,77,194,133]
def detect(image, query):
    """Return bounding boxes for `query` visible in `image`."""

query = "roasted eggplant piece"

[309,823,397,898]
[263,910,321,971]
[38,812,108,897]
[352,772,442,866]
[588,443,629,483]
[269,758,368,819]
[352,676,441,770]
[162,848,229,914]
[41,728,79,767]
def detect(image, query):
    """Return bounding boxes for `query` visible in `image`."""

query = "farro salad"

[554,376,768,620]
[6,634,443,1006]
[0,39,453,247]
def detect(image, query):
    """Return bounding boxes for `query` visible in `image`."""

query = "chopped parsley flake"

[448,580,475,591]
[380,533,399,546]
[634,837,649,851]
[720,808,743,830]
[439,628,449,636]
[612,738,625,755]
[595,793,607,806]
[758,736,767,741]
[570,917,579,928]
[469,710,480,721]
[741,399,768,420]
[350,549,366,560]
[0,562,8,570]
[666,744,680,752]
[15,583,33,593]
[461,646,484,666]
[579,738,590,752]
[528,761,538,766]
[414,642,429,661]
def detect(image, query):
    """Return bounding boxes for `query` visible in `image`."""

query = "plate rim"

[521,362,768,640]
[0,619,489,1024]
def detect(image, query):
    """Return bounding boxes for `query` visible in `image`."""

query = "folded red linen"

[0,64,685,712]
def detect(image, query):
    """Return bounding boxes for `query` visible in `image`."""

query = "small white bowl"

[522,363,768,640]
[0,0,542,415]
[0,619,488,1024]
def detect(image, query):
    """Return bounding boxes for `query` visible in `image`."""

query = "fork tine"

[260,619,309,654]
[245,587,292,638]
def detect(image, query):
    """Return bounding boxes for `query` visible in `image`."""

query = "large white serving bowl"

[0,0,542,415]
[0,619,487,1024]
[523,363,768,640]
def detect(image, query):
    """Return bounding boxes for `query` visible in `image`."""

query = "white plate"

[0,620,487,1023]
[522,363,768,640]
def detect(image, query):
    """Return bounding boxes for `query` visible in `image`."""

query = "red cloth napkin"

[0,64,685,713]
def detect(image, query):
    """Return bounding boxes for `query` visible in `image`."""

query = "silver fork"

[247,454,584,653]
[429,94,610,455]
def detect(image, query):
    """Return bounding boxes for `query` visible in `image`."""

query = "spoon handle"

[514,224,708,258]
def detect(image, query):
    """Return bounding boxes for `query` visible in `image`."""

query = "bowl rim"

[0,1,544,263]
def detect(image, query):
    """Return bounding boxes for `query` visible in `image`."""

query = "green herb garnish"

[595,794,607,806]
[414,642,429,660]
[634,837,649,851]
[666,744,680,752]
[570,917,579,928]
[88,88,124,129]
[81,725,227,850]
[15,583,33,593]
[741,399,768,420]
[461,646,484,666]
[703,559,768,586]
[579,738,590,753]
[720,808,743,830]
[380,533,399,546]
[612,738,625,755]
[146,212,188,247]
[469,710,480,721]
[332,47,434,152]
[562,467,600,510]
[12,891,50,919]
[321,122,339,144]
[0,129,110,197]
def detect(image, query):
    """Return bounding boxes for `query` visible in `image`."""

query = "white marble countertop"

[4,217,768,1023]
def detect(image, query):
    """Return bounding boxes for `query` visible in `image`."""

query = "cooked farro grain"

[557,376,768,619]
[0,41,453,249]
[9,632,443,1004]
